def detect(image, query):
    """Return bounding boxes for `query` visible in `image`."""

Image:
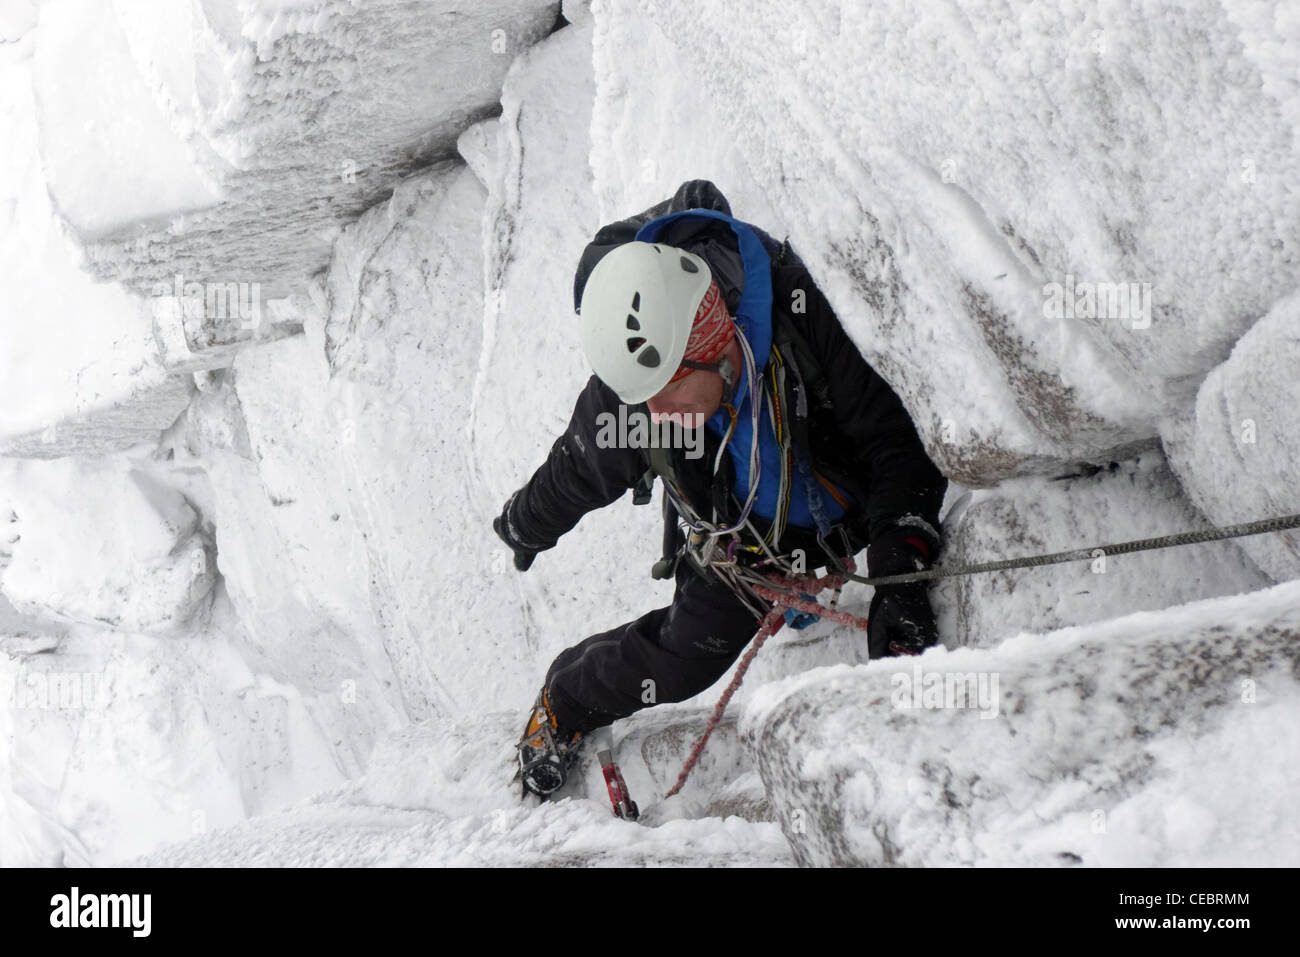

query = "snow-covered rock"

[561,0,593,27]
[0,608,390,866]
[591,0,1300,485]
[0,591,63,655]
[0,47,192,454]
[163,345,407,722]
[318,159,516,721]
[32,0,561,317]
[465,17,675,706]
[1,391,411,864]
[743,580,1300,866]
[456,118,500,191]
[935,453,1271,649]
[4,14,623,864]
[0,379,195,460]
[1164,292,1300,583]
[134,708,790,866]
[3,0,1298,869]
[0,455,215,635]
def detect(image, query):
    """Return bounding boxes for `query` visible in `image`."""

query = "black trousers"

[544,555,764,735]
[542,518,904,734]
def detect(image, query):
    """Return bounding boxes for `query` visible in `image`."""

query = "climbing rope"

[845,512,1300,588]
[663,512,1300,799]
[663,563,860,799]
[662,604,785,800]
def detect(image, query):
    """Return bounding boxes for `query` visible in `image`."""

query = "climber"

[493,180,948,796]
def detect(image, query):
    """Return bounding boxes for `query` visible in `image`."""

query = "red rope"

[750,583,870,631]
[662,562,869,799]
[663,604,786,799]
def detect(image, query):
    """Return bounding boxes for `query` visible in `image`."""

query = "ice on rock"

[0,43,193,455]
[3,1,1298,868]
[936,453,1271,649]
[0,456,215,635]
[1164,291,1300,583]
[595,0,1299,484]
[456,118,501,191]
[742,581,1300,867]
[466,18,670,703]
[31,0,560,351]
[317,160,511,721]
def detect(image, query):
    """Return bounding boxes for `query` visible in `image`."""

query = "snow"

[134,711,793,866]
[742,579,1300,866]
[0,42,190,452]
[1,0,1298,868]
[593,0,1298,483]
[0,0,36,42]
[33,0,222,238]
[27,0,559,343]
[0,455,215,635]
[934,451,1272,649]
[1163,289,1300,582]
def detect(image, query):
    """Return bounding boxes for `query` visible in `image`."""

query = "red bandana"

[668,279,735,384]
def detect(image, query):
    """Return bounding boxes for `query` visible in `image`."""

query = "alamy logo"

[151,271,263,330]
[595,405,705,459]
[1042,274,1151,329]
[890,663,1000,719]
[0,670,106,710]
[49,887,151,937]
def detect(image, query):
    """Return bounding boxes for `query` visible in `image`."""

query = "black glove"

[868,585,938,658]
[866,519,941,658]
[493,492,545,572]
[866,519,939,579]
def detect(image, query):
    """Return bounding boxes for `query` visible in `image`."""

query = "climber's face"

[645,338,739,428]
[646,370,722,428]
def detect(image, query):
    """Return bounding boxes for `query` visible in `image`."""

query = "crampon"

[516,688,584,798]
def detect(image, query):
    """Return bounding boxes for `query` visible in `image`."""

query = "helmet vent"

[679,256,699,274]
[626,336,646,353]
[626,314,640,331]
[636,346,661,368]
[631,291,640,311]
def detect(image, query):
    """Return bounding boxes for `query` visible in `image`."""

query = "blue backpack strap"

[635,209,775,367]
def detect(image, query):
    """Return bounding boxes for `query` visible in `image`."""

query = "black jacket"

[510,181,946,561]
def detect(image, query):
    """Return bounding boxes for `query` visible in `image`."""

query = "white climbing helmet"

[579,241,713,404]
